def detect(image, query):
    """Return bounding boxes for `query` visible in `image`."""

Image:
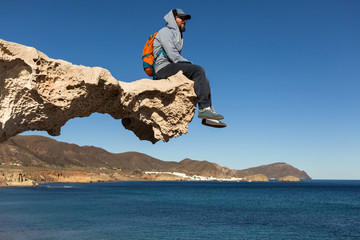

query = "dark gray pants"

[156,63,212,109]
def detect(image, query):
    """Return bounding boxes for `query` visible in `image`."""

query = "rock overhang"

[0,39,197,144]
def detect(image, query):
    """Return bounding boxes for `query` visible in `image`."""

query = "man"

[153,9,226,128]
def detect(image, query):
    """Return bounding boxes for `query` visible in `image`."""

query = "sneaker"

[198,107,224,120]
[201,119,227,128]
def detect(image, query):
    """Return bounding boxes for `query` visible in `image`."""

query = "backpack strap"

[158,48,168,59]
[153,49,168,80]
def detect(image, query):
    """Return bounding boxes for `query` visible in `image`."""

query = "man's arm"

[158,30,192,64]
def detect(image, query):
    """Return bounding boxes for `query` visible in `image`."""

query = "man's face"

[176,16,187,32]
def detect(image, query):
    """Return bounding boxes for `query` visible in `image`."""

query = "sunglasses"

[177,16,187,21]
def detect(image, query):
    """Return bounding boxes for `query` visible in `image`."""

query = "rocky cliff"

[0,39,197,144]
[278,176,301,182]
[0,169,35,186]
[242,174,269,182]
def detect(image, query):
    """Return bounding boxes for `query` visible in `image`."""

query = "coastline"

[0,166,284,188]
[3,179,360,189]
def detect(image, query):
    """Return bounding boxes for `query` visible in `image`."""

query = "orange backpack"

[142,32,158,78]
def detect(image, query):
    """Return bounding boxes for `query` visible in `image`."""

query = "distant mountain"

[0,135,311,179]
[237,162,311,179]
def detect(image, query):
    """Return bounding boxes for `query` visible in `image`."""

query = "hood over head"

[164,10,178,30]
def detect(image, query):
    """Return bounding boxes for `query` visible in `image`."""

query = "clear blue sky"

[2,0,359,179]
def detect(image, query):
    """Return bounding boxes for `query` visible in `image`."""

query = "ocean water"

[0,181,359,240]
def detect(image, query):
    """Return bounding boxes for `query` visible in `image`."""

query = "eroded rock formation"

[0,170,35,186]
[243,174,269,182]
[278,175,300,182]
[0,39,197,143]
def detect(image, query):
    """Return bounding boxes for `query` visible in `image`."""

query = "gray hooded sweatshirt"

[153,10,191,74]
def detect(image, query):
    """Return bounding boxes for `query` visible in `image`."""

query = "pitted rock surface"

[0,39,197,143]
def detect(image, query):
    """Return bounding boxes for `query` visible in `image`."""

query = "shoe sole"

[198,116,224,120]
[201,119,227,128]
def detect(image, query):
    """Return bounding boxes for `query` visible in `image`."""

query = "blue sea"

[0,180,359,240]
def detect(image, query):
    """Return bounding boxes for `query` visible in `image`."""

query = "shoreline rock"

[243,174,269,182]
[279,176,300,182]
[0,170,36,186]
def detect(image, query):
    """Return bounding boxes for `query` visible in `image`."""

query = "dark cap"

[173,9,191,20]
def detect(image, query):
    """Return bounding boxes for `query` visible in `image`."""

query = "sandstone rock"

[0,39,197,144]
[142,173,184,181]
[0,170,35,186]
[278,175,300,182]
[243,174,269,182]
[31,170,118,183]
